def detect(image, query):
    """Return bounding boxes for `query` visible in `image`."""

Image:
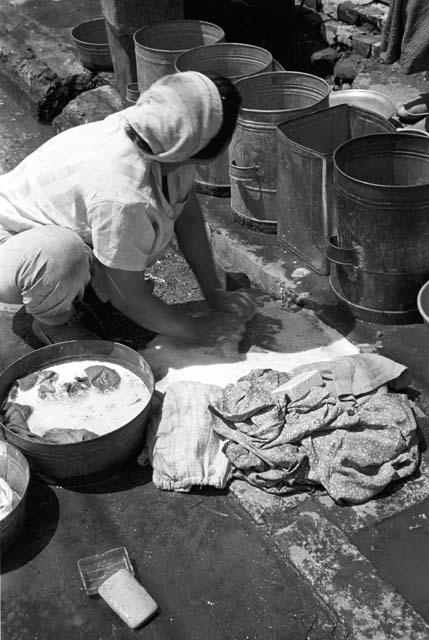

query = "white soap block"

[272,369,324,402]
[98,568,158,629]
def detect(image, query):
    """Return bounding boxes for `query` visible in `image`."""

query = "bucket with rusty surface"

[327,133,429,323]
[229,72,330,232]
[276,104,395,274]
[175,42,277,197]
[0,341,154,485]
[133,20,225,93]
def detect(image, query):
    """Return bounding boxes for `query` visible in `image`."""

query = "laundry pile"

[147,355,421,505]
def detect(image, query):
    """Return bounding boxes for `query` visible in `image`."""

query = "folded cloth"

[291,354,410,398]
[381,0,429,74]
[146,382,231,492]
[210,357,420,504]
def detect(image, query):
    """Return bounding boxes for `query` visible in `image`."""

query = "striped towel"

[146,382,232,492]
[381,0,429,74]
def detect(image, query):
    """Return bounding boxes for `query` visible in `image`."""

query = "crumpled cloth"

[146,382,231,492]
[381,0,429,74]
[209,355,420,504]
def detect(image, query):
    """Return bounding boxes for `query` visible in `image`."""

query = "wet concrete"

[353,496,429,623]
[2,467,340,640]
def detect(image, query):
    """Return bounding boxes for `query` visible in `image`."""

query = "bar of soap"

[271,370,324,402]
[98,568,158,629]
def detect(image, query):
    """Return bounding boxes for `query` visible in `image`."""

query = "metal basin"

[0,341,154,486]
[329,89,395,120]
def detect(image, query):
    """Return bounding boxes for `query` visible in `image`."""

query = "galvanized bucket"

[175,43,278,197]
[0,442,30,553]
[277,104,395,274]
[125,82,140,106]
[229,72,330,233]
[327,133,429,323]
[133,19,225,93]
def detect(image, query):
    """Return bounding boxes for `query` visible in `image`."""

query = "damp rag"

[122,71,223,163]
[209,355,420,504]
[381,0,429,74]
[146,381,232,492]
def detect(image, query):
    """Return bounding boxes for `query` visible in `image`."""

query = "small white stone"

[291,267,311,279]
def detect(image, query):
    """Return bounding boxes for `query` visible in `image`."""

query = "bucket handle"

[325,236,361,266]
[229,161,259,182]
[273,59,286,71]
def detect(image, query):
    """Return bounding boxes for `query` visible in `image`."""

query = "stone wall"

[302,0,390,59]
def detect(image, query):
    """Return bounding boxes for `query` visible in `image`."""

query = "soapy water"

[10,360,151,437]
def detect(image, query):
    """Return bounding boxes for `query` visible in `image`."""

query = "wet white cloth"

[146,382,231,492]
[123,71,223,163]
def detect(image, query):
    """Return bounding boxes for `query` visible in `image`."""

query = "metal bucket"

[229,72,330,233]
[0,441,30,553]
[125,82,140,106]
[327,133,429,323]
[277,105,395,274]
[133,20,225,93]
[175,43,277,197]
[71,18,113,71]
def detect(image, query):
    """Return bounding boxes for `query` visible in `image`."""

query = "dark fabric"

[42,428,98,444]
[381,0,429,74]
[2,402,32,433]
[84,365,121,392]
[64,377,91,395]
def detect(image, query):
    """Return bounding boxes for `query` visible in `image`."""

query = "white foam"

[11,360,151,437]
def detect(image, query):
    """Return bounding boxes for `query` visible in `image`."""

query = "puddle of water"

[353,496,429,621]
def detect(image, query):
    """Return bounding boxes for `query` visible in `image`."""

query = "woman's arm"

[175,189,256,319]
[102,265,247,344]
[174,188,221,305]
[102,267,198,339]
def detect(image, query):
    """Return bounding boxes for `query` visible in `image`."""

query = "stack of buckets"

[130,18,429,325]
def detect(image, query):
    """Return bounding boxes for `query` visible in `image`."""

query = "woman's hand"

[208,289,257,321]
[193,311,248,349]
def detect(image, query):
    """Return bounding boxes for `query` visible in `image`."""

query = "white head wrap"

[122,71,223,163]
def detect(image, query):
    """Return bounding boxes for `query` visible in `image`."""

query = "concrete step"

[0,4,115,122]
[275,512,429,640]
